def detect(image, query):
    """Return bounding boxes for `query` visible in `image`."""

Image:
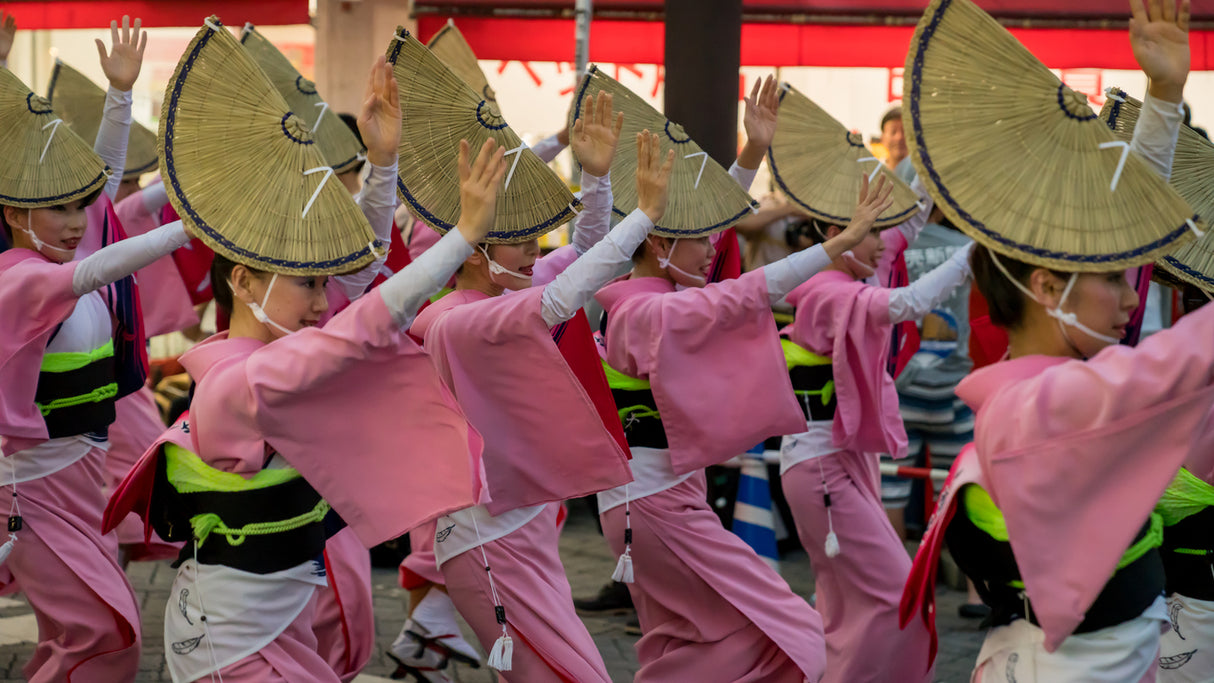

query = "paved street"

[0,503,984,682]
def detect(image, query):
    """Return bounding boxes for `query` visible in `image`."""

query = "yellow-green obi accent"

[781,338,836,420]
[163,443,329,548]
[1156,467,1214,527]
[602,359,666,448]
[965,484,1163,572]
[35,339,118,437]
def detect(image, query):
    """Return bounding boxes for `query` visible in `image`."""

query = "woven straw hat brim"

[426,21,496,103]
[905,0,1200,272]
[240,24,366,175]
[47,60,158,177]
[569,65,758,239]
[159,18,379,276]
[0,67,109,209]
[387,28,579,245]
[1102,88,1214,292]
[768,84,922,230]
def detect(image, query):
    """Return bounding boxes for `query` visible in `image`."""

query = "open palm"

[358,56,401,168]
[1129,0,1190,89]
[96,16,147,92]
[571,90,624,177]
[0,12,16,64]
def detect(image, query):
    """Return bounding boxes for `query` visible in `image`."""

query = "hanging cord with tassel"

[191,538,225,683]
[818,457,839,558]
[611,484,634,583]
[469,514,512,671]
[0,470,21,566]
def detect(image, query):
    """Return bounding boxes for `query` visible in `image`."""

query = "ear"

[645,234,671,257]
[1027,267,1065,307]
[465,244,487,268]
[3,205,25,230]
[825,224,843,239]
[229,265,258,305]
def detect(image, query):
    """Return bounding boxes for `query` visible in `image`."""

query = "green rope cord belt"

[619,404,661,429]
[36,383,118,416]
[190,499,330,548]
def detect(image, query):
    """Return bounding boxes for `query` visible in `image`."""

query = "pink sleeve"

[532,245,578,287]
[980,303,1214,450]
[876,229,909,286]
[245,292,487,546]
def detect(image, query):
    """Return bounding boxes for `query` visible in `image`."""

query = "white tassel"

[819,458,840,558]
[824,530,840,558]
[488,631,513,671]
[0,537,14,566]
[611,551,634,583]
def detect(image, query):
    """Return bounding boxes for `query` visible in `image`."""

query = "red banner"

[5,1,310,29]
[417,16,1214,71]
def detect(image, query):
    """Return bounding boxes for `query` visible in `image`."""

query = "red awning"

[415,15,1214,70]
[4,1,310,29]
[413,0,1214,23]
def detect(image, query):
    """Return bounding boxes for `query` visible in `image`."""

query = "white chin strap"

[22,210,76,259]
[841,250,876,279]
[987,251,1121,348]
[238,273,298,336]
[479,245,532,283]
[657,239,706,286]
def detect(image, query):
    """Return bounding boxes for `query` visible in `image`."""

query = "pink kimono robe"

[596,271,806,474]
[411,285,630,682]
[901,302,1214,661]
[780,270,933,683]
[0,249,143,682]
[105,288,486,681]
[595,271,825,682]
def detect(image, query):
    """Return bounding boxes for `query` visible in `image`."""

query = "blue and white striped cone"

[731,443,780,571]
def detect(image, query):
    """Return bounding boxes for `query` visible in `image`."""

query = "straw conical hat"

[904,0,1200,272]
[0,66,108,208]
[568,65,758,238]
[426,21,496,103]
[47,60,158,177]
[240,23,366,174]
[1102,88,1214,291]
[159,17,380,276]
[386,28,580,244]
[768,83,922,229]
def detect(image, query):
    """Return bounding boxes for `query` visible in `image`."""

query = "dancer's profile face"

[658,236,715,288]
[849,227,885,270]
[1037,269,1138,357]
[232,266,331,336]
[4,200,88,263]
[486,239,540,291]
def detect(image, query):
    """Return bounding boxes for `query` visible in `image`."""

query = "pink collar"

[955,355,1069,412]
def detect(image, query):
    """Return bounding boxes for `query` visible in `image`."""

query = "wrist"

[1148,78,1186,104]
[736,141,765,171]
[557,128,570,146]
[641,207,663,224]
[365,149,397,167]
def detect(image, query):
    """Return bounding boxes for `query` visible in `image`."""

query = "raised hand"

[825,174,894,260]
[357,55,402,168]
[743,74,780,151]
[738,74,780,169]
[1129,0,1190,102]
[635,130,676,225]
[95,16,147,92]
[454,138,507,245]
[570,90,625,177]
[0,12,16,64]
